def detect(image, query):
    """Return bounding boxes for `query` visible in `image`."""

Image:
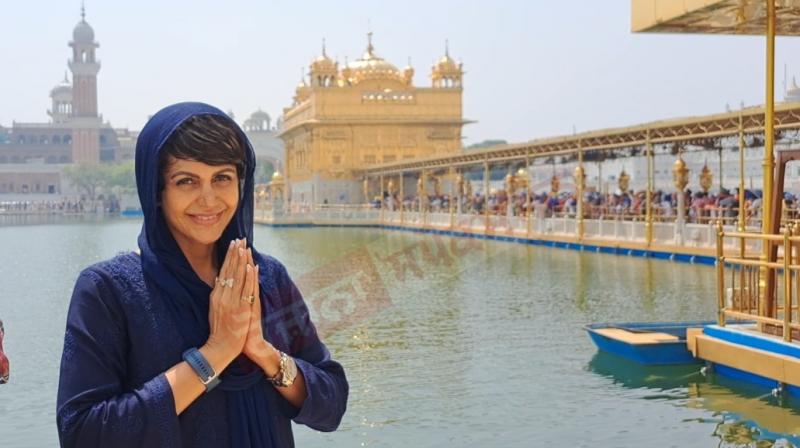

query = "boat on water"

[584,321,714,365]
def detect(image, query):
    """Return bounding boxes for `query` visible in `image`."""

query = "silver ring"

[216,277,234,288]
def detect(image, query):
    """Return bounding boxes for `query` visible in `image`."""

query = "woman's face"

[161,156,239,249]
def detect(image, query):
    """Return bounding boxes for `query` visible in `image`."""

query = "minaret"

[68,4,102,163]
[431,39,463,89]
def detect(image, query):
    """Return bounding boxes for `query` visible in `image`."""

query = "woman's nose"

[197,182,217,207]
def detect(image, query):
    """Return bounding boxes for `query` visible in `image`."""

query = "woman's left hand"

[243,249,281,377]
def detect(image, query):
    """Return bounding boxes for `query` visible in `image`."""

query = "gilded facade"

[279,34,470,204]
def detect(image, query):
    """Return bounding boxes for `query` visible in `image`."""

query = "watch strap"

[182,348,220,392]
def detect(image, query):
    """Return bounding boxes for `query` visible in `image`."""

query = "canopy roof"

[632,0,800,35]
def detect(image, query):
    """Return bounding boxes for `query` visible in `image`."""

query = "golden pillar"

[525,152,532,237]
[379,173,385,222]
[455,171,464,216]
[387,179,396,212]
[363,177,369,205]
[399,171,405,224]
[575,144,585,239]
[738,109,746,232]
[645,134,654,245]
[673,153,689,245]
[484,159,490,233]
[504,170,514,218]
[449,167,456,229]
[417,171,426,217]
[763,2,777,319]
[551,172,560,195]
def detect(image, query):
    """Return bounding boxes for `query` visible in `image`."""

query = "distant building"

[242,110,284,184]
[0,6,136,196]
[279,34,471,204]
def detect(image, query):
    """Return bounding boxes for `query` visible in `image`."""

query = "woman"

[57,102,348,447]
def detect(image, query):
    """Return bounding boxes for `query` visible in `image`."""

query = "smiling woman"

[159,116,245,285]
[56,103,348,447]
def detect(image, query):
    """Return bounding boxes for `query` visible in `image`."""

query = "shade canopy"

[632,0,800,35]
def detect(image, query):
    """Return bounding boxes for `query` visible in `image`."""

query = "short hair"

[158,114,245,188]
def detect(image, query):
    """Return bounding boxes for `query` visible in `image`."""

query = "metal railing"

[716,223,800,342]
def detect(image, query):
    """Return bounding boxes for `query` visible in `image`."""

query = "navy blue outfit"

[56,102,348,447]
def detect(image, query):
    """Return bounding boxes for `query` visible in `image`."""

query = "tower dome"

[430,40,463,88]
[310,39,338,87]
[72,6,95,43]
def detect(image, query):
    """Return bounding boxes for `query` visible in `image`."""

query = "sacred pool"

[3,217,800,446]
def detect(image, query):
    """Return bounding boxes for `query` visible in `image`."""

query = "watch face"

[283,356,298,385]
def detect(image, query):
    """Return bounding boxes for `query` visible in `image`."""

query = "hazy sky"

[4,1,800,146]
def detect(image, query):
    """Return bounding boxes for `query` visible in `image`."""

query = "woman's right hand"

[201,238,254,372]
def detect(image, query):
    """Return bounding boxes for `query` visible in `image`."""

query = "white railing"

[255,204,763,251]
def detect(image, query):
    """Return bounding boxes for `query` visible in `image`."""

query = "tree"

[63,163,108,200]
[62,161,136,199]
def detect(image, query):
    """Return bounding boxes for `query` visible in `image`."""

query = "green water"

[1,217,799,447]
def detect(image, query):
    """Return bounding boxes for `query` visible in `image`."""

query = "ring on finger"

[216,277,234,288]
[241,295,255,304]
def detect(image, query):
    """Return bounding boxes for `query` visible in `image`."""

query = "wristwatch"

[267,351,297,387]
[182,348,221,393]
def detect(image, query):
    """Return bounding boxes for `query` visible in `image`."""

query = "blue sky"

[3,0,800,146]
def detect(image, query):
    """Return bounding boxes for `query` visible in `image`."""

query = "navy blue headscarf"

[135,102,276,447]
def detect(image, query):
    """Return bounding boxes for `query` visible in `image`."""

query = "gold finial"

[445,39,450,58]
[618,168,630,192]
[367,31,374,54]
[699,160,713,193]
[322,38,327,57]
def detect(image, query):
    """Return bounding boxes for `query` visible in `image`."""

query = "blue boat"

[585,321,716,365]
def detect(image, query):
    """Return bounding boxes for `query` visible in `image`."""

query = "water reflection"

[588,351,800,446]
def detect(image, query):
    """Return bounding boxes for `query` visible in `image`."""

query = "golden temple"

[278,34,471,204]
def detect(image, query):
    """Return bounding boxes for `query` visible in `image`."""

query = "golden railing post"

[716,220,726,327]
[784,225,793,342]
[646,131,654,246]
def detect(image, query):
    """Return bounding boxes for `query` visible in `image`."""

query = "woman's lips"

[188,211,223,226]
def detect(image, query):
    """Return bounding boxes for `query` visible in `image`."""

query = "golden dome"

[432,40,462,74]
[344,32,404,84]
[311,39,336,72]
[348,48,400,74]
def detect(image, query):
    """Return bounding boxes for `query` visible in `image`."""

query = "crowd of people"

[0,196,121,215]
[374,187,790,225]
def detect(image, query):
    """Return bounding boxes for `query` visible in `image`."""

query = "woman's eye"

[214,175,232,183]
[176,178,194,186]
